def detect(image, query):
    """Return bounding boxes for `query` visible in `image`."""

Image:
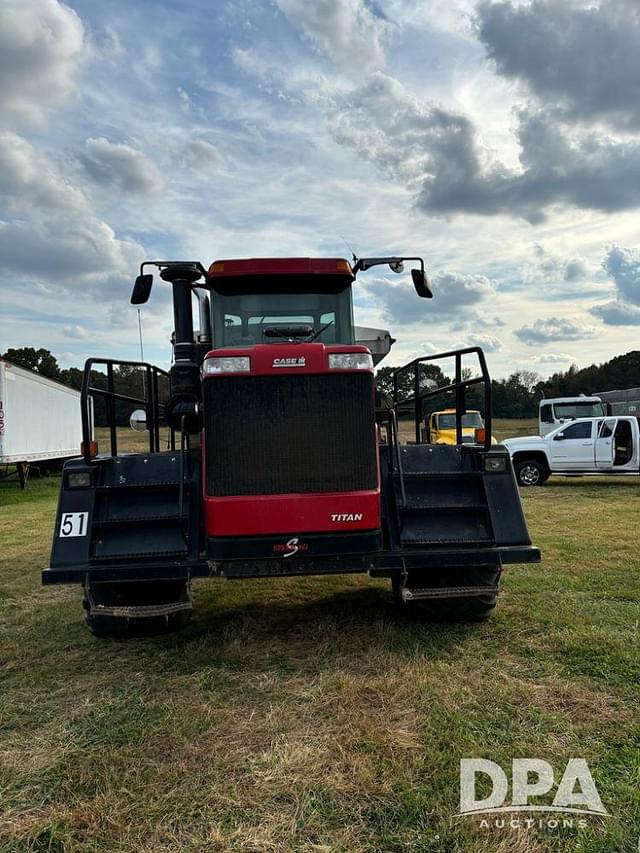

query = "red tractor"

[44,255,539,636]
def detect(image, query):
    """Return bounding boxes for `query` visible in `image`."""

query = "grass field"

[1,466,639,850]
[397,417,538,443]
[92,426,175,455]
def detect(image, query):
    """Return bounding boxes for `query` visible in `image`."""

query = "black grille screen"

[204,373,377,496]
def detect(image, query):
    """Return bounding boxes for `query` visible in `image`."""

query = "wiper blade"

[307,320,334,342]
[263,325,314,340]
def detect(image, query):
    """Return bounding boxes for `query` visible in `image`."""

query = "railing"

[391,346,493,451]
[81,358,175,464]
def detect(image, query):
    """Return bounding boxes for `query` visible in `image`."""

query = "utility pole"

[137,309,145,362]
[138,308,146,399]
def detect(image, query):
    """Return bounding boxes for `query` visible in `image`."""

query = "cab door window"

[598,419,616,439]
[561,422,593,440]
[540,404,553,424]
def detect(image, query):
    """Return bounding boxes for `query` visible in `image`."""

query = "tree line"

[375,349,639,419]
[2,346,639,421]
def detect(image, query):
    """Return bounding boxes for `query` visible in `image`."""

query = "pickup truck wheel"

[82,580,192,639]
[392,565,499,622]
[515,459,548,487]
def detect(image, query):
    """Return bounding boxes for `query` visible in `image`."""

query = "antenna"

[340,235,358,266]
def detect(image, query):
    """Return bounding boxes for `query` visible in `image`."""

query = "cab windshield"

[212,284,355,347]
[437,412,484,429]
[553,402,605,419]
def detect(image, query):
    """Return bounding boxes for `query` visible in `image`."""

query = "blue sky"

[2,0,640,378]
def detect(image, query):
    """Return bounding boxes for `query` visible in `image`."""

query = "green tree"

[376,363,450,401]
[539,351,640,398]
[59,366,84,390]
[491,371,540,418]
[2,347,61,380]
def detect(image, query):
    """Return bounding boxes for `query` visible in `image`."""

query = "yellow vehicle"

[425,409,495,445]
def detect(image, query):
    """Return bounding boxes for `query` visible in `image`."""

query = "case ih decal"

[272,357,306,368]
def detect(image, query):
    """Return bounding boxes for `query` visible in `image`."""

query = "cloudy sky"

[2,0,640,377]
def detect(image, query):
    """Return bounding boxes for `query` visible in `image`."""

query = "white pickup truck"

[503,416,640,486]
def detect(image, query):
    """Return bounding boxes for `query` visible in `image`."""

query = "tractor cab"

[208,258,356,347]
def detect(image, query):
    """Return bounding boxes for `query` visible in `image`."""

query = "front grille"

[204,372,377,496]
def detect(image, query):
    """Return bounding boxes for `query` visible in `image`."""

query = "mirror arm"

[352,256,425,275]
[139,260,207,279]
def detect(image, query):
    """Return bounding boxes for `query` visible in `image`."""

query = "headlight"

[202,356,251,374]
[328,353,373,370]
[484,456,508,473]
[67,470,92,488]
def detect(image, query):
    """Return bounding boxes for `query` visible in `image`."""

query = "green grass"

[0,467,639,851]
[93,426,175,455]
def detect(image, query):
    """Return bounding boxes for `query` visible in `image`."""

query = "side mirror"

[131,274,153,305]
[412,268,433,299]
[130,409,147,431]
[554,433,565,441]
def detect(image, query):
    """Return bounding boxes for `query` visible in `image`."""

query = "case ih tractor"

[44,256,539,637]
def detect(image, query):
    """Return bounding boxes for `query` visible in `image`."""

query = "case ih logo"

[273,537,309,558]
[0,400,4,436]
[272,357,306,368]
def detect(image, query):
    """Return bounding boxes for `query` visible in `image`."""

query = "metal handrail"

[389,408,407,507]
[391,346,493,450]
[81,358,175,464]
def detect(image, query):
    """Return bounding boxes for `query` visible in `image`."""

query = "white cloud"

[531,352,577,364]
[176,139,223,172]
[524,243,591,285]
[0,217,141,284]
[590,301,640,325]
[78,137,163,194]
[275,0,389,74]
[323,70,640,222]
[601,244,640,305]
[466,333,503,352]
[430,271,496,313]
[367,268,495,326]
[62,324,89,339]
[0,0,86,128]
[476,0,640,130]
[0,131,85,212]
[405,342,440,360]
[589,244,640,324]
[514,316,596,344]
[0,133,143,295]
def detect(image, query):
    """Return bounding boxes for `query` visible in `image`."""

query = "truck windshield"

[438,412,484,429]
[211,286,355,347]
[553,402,604,419]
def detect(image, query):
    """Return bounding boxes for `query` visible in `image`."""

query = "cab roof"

[208,257,354,279]
[542,397,602,405]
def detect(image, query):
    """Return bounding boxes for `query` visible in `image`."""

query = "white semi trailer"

[0,360,84,488]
